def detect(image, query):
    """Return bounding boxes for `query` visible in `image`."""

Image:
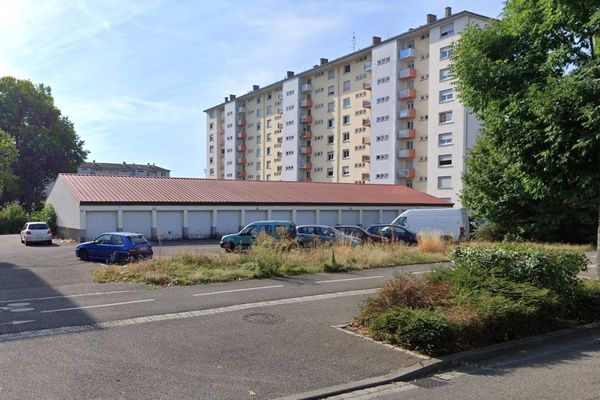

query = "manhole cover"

[243,313,285,325]
[413,377,450,389]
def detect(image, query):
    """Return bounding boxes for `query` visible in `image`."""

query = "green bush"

[570,280,600,322]
[0,203,28,234]
[31,203,57,234]
[472,222,506,241]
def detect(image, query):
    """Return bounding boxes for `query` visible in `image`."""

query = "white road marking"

[0,290,140,304]
[315,276,385,284]
[40,299,155,313]
[411,271,428,275]
[1,288,378,342]
[192,285,284,297]
[0,320,34,326]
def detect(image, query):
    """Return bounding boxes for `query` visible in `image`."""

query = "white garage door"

[157,211,183,240]
[245,210,268,225]
[271,210,292,221]
[188,211,212,239]
[85,211,117,241]
[296,210,316,225]
[362,210,380,227]
[382,210,399,224]
[122,211,152,239]
[216,210,240,235]
[319,210,338,226]
[341,210,360,225]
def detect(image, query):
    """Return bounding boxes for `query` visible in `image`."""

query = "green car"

[219,221,297,252]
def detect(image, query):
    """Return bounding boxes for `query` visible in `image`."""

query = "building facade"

[205,8,489,206]
[78,161,170,177]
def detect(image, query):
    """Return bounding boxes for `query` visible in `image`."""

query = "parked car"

[335,225,388,243]
[219,221,297,252]
[76,232,153,262]
[390,208,469,241]
[366,224,417,244]
[20,222,53,245]
[296,225,362,247]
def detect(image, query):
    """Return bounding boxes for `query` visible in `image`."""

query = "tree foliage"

[0,77,88,209]
[452,0,600,244]
[0,128,17,195]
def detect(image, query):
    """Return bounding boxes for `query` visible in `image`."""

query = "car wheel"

[46,240,52,245]
[79,249,89,261]
[24,240,29,246]
[20,236,24,244]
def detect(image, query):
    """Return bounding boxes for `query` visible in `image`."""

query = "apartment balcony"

[238,171,247,178]
[236,158,246,165]
[397,168,416,178]
[300,84,312,92]
[398,48,417,60]
[237,106,246,113]
[236,131,246,140]
[363,61,372,71]
[301,130,313,139]
[398,88,416,99]
[362,136,371,145]
[362,173,370,180]
[237,119,247,127]
[398,68,417,80]
[398,109,417,119]
[397,149,416,159]
[277,107,283,114]
[362,155,370,163]
[397,128,416,139]
[362,82,372,90]
[236,144,246,152]
[277,122,283,129]
[362,100,371,108]
[300,99,313,108]
[300,177,312,183]
[362,118,371,127]
[299,161,312,170]
[300,146,313,155]
[300,115,313,124]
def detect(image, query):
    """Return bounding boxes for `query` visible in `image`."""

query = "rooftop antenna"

[352,32,356,51]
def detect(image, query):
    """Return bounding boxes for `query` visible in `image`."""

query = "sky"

[0,0,504,178]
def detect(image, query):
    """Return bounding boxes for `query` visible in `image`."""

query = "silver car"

[20,222,53,246]
[296,225,362,247]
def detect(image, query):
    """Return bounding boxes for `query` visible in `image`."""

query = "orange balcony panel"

[398,88,416,99]
[237,132,246,139]
[237,158,246,164]
[397,149,416,159]
[300,115,313,124]
[238,171,247,178]
[362,100,371,108]
[398,68,417,80]
[362,82,372,90]
[300,162,312,170]
[300,146,312,155]
[300,99,313,108]
[301,130,313,139]
[397,168,416,178]
[237,119,247,126]
[362,119,371,127]
[397,128,416,139]
[398,109,417,119]
[236,145,246,152]
[362,173,370,180]
[362,136,371,145]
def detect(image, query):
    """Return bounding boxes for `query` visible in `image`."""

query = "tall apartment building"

[205,8,489,206]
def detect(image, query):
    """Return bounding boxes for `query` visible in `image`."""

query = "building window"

[257,135,262,144]
[438,154,452,167]
[343,80,351,92]
[343,132,350,142]
[328,70,335,80]
[209,122,214,130]
[327,85,335,96]
[342,115,350,125]
[439,111,453,124]
[209,145,214,153]
[342,166,350,176]
[327,151,334,160]
[343,97,350,108]
[266,105,272,114]
[344,64,351,74]
[266,161,272,169]
[327,119,335,128]
[439,89,453,103]
[256,148,261,157]
[440,68,452,81]
[327,168,334,177]
[256,109,262,117]
[327,135,334,144]
[342,149,350,159]
[266,147,272,155]
[440,23,454,38]
[438,132,453,146]
[438,176,452,189]
[256,162,261,171]
[328,102,335,112]
[440,46,453,60]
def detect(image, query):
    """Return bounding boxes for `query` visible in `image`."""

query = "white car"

[20,222,53,246]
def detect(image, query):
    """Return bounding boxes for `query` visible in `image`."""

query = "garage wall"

[47,178,81,234]
[122,211,152,239]
[319,210,338,226]
[216,211,239,235]
[245,210,268,225]
[157,211,183,240]
[86,211,117,241]
[188,211,211,239]
[382,210,400,224]
[271,210,292,221]
[362,210,380,227]
[341,210,360,225]
[295,210,316,225]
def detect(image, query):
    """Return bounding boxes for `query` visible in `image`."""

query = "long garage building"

[47,174,452,241]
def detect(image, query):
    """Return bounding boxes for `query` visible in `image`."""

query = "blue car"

[76,232,153,263]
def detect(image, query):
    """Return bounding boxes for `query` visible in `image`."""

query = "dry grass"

[460,240,594,252]
[417,232,448,253]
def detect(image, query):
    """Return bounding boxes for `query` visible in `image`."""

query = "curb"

[278,322,600,400]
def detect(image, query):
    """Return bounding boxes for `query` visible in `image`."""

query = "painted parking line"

[40,299,155,313]
[192,285,284,297]
[315,276,385,284]
[0,290,140,304]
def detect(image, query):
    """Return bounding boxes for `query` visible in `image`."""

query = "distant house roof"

[79,161,170,173]
[55,174,452,207]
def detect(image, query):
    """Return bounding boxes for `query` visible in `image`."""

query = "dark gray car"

[296,225,362,247]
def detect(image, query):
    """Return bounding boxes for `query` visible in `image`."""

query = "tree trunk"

[597,198,600,279]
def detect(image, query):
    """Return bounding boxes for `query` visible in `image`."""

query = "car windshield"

[128,235,148,244]
[29,223,48,230]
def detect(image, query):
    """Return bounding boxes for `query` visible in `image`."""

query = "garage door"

[382,210,399,224]
[362,210,379,227]
[216,210,240,235]
[188,211,212,239]
[157,211,183,240]
[245,210,268,225]
[296,210,316,225]
[319,210,338,226]
[85,211,117,241]
[341,210,360,225]
[271,210,292,221]
[122,211,152,239]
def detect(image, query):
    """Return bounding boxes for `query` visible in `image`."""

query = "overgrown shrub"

[472,222,506,242]
[570,280,600,322]
[0,203,28,234]
[31,203,57,234]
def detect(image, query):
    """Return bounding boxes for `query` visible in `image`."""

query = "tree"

[452,0,600,275]
[0,77,88,209]
[0,128,17,195]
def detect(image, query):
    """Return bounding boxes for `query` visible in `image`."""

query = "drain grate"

[243,313,285,325]
[412,377,451,389]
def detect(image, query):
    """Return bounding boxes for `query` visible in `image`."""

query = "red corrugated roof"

[56,174,452,206]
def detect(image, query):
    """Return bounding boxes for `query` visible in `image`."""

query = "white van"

[390,208,469,241]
